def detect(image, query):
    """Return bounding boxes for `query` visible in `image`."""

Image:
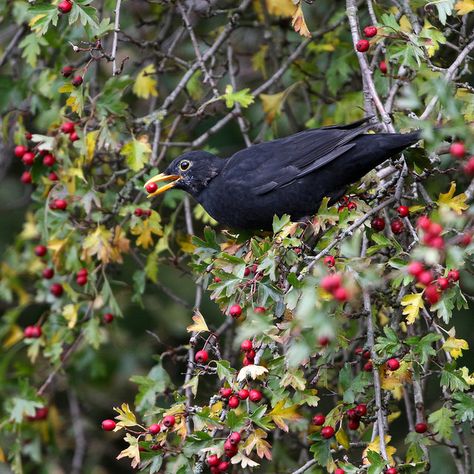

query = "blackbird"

[144,117,419,230]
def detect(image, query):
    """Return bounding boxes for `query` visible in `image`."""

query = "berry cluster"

[320,273,349,302]
[240,339,256,366]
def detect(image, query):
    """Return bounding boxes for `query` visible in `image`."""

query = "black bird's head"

[144,151,222,199]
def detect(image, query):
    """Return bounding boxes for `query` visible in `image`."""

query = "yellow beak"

[144,173,181,198]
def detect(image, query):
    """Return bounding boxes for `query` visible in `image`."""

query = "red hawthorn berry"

[323,255,335,267]
[417,215,431,231]
[39,149,48,156]
[76,275,88,286]
[207,455,220,467]
[428,222,443,236]
[321,426,335,439]
[210,467,220,474]
[408,261,424,277]
[417,270,434,286]
[319,336,330,346]
[60,122,75,133]
[363,25,377,37]
[415,422,428,433]
[195,350,209,364]
[213,276,221,283]
[450,142,465,159]
[145,182,158,194]
[249,389,263,403]
[50,283,64,297]
[149,423,161,435]
[424,284,441,305]
[335,469,345,474]
[101,419,116,431]
[25,132,32,140]
[69,131,79,142]
[217,461,230,472]
[162,415,175,428]
[321,274,342,292]
[386,358,400,371]
[385,468,398,474]
[34,407,49,420]
[228,432,241,445]
[238,389,249,400]
[391,219,404,234]
[61,66,74,77]
[24,325,42,339]
[220,388,233,399]
[229,304,242,318]
[240,340,253,352]
[397,205,409,217]
[42,268,54,279]
[371,216,385,231]
[460,233,472,246]
[77,268,88,277]
[425,235,444,249]
[246,349,256,360]
[48,172,59,181]
[348,418,360,430]
[355,403,367,417]
[58,0,73,13]
[102,313,114,324]
[35,245,47,257]
[43,154,56,167]
[346,408,358,420]
[437,277,450,291]
[448,269,460,282]
[21,171,32,184]
[53,199,68,210]
[242,356,252,366]
[347,201,357,211]
[356,39,370,52]
[134,208,144,217]
[103,313,114,324]
[464,157,474,176]
[254,306,266,314]
[362,350,371,359]
[333,286,348,302]
[71,75,83,87]
[312,414,325,426]
[228,396,240,409]
[14,145,28,158]
[151,444,161,451]
[244,267,251,276]
[22,152,35,166]
[363,361,373,372]
[379,60,388,74]
[224,440,238,457]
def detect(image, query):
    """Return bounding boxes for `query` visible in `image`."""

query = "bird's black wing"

[223,117,374,196]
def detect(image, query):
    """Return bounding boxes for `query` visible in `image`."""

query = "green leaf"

[19,33,47,68]
[215,360,236,383]
[374,326,401,357]
[440,363,469,391]
[121,137,152,172]
[9,397,42,423]
[428,407,454,441]
[131,362,172,412]
[452,392,474,422]
[366,450,386,474]
[221,85,254,108]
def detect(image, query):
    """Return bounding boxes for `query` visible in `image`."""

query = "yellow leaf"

[237,365,268,382]
[438,182,468,215]
[244,429,272,460]
[85,130,99,163]
[177,233,196,253]
[455,0,474,15]
[62,304,79,329]
[399,15,413,32]
[268,399,302,432]
[29,14,46,27]
[443,336,469,359]
[116,433,140,469]
[130,212,162,249]
[20,212,39,240]
[113,403,137,428]
[48,238,70,266]
[133,64,158,99]
[251,44,269,77]
[2,325,24,349]
[291,5,311,38]
[336,428,350,450]
[460,367,474,385]
[59,84,74,93]
[363,435,397,465]
[82,225,129,264]
[120,136,152,172]
[260,83,300,123]
[187,310,209,333]
[381,360,412,395]
[231,451,260,468]
[265,0,296,16]
[401,293,424,325]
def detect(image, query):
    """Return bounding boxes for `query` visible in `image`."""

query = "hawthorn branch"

[111,0,122,75]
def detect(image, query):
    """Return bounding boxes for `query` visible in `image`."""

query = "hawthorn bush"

[0,0,473,473]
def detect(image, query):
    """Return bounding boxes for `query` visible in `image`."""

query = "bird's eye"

[179,160,190,171]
